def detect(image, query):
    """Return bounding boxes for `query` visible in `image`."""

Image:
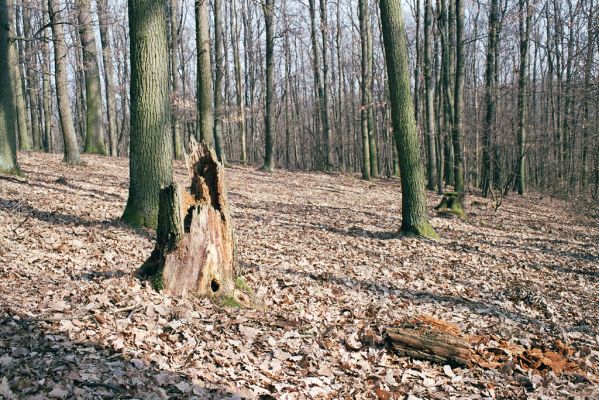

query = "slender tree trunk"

[22,6,41,150]
[48,0,80,164]
[195,0,213,145]
[122,0,173,228]
[379,0,437,238]
[424,0,436,190]
[581,0,593,189]
[97,0,119,157]
[516,0,531,195]
[262,0,275,171]
[320,0,332,169]
[359,0,371,180]
[7,1,29,151]
[213,0,225,162]
[0,0,20,174]
[41,0,53,153]
[168,0,183,159]
[230,0,246,163]
[481,0,499,197]
[76,0,106,155]
[452,0,465,193]
[367,7,378,177]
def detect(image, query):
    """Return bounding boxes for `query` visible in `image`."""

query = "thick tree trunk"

[140,141,235,297]
[122,0,173,229]
[0,0,20,175]
[195,0,213,145]
[379,0,437,238]
[48,0,81,164]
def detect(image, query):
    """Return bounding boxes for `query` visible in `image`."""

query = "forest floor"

[0,152,598,399]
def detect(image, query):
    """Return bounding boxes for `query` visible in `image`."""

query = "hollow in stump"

[140,141,235,297]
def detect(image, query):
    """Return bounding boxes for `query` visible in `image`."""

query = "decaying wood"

[435,191,466,220]
[387,316,472,367]
[140,141,235,297]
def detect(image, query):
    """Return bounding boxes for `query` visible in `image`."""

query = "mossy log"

[387,317,471,367]
[140,141,235,297]
[435,191,466,220]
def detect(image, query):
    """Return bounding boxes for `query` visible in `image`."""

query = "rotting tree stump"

[386,316,471,367]
[435,191,466,220]
[140,141,235,297]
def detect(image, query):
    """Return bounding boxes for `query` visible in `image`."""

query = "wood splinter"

[140,140,235,298]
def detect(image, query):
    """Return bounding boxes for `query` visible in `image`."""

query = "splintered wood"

[387,315,583,377]
[140,140,235,297]
[387,315,471,367]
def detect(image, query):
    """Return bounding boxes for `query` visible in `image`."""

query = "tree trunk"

[168,0,183,160]
[262,0,275,171]
[452,0,465,193]
[0,0,20,174]
[481,0,499,197]
[423,0,437,190]
[213,0,225,163]
[41,0,53,153]
[359,0,371,180]
[516,0,531,195]
[77,0,107,155]
[379,0,437,238]
[195,0,213,145]
[97,0,119,157]
[230,0,246,163]
[122,0,173,229]
[48,0,80,164]
[7,1,29,151]
[319,0,332,169]
[140,141,235,297]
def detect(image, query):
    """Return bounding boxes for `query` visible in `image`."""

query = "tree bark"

[195,0,213,145]
[262,0,275,171]
[379,0,437,238]
[97,0,119,157]
[452,0,465,193]
[516,0,531,195]
[168,0,183,159]
[122,0,173,229]
[140,141,235,297]
[213,0,225,163]
[76,0,107,155]
[423,0,437,190]
[359,0,371,180]
[48,0,80,164]
[0,0,20,174]
[230,0,246,163]
[7,1,29,151]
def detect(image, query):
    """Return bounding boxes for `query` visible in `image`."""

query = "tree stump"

[386,316,472,367]
[435,191,466,220]
[140,141,235,297]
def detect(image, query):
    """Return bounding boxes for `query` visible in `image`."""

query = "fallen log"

[139,141,235,298]
[386,316,471,367]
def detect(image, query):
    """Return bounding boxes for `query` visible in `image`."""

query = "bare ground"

[0,152,598,399]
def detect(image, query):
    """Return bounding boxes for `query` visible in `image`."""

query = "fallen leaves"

[0,152,598,399]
